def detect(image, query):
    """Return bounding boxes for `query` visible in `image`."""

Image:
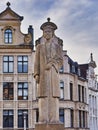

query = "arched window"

[4,29,12,43]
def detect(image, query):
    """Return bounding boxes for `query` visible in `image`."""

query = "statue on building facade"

[34,18,63,123]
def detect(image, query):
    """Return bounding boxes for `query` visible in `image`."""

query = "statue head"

[40,18,57,40]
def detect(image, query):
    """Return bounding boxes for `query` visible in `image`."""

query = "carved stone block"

[35,123,64,130]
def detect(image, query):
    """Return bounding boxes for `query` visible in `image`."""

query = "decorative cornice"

[0,45,33,49]
[89,87,98,92]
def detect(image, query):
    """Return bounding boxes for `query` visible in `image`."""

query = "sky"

[0,0,98,74]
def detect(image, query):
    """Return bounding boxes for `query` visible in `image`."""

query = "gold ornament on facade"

[24,33,32,44]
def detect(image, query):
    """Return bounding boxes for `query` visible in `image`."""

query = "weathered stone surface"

[35,124,64,130]
[34,19,63,123]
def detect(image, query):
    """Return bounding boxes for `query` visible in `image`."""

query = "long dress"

[34,36,63,123]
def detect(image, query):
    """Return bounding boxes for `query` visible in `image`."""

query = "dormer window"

[4,29,12,44]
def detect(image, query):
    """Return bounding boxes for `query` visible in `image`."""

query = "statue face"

[43,27,54,40]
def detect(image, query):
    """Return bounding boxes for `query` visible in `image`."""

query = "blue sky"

[0,0,98,74]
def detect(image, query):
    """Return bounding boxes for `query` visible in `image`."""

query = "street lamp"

[23,111,27,130]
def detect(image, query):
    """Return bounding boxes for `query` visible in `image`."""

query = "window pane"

[9,111,13,115]
[18,90,22,96]
[9,62,13,72]
[60,81,64,99]
[23,56,28,61]
[24,83,28,88]
[3,56,8,61]
[23,63,28,72]
[60,82,64,88]
[9,33,12,38]
[3,111,8,115]
[18,84,22,88]
[9,38,12,42]
[18,63,22,72]
[59,109,64,123]
[24,89,28,96]
[9,117,13,127]
[9,56,13,61]
[59,66,63,72]
[60,89,64,99]
[18,57,22,61]
[3,63,8,72]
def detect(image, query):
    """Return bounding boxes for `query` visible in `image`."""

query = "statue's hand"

[35,75,39,83]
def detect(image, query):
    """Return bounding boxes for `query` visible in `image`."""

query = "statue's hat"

[40,18,57,30]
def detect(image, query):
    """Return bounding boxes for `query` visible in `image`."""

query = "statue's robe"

[34,36,63,122]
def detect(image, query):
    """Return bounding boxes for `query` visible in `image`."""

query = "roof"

[79,64,88,79]
[0,2,23,21]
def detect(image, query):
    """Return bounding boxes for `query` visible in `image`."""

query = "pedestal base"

[35,123,64,130]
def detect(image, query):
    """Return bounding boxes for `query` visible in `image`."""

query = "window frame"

[3,56,14,73]
[82,86,84,102]
[70,109,74,127]
[3,82,14,100]
[60,81,64,100]
[78,85,81,102]
[18,56,28,73]
[4,29,13,44]
[18,110,28,128]
[70,82,73,101]
[59,108,64,123]
[3,110,14,128]
[18,82,28,100]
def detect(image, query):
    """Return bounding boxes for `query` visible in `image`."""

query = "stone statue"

[34,18,63,123]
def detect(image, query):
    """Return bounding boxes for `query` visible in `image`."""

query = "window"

[18,110,28,128]
[79,110,81,127]
[79,110,86,128]
[36,109,39,122]
[59,109,64,123]
[82,86,84,102]
[78,68,81,76]
[18,83,28,100]
[3,56,14,73]
[3,110,13,128]
[70,83,73,100]
[72,65,75,73]
[78,85,81,102]
[3,82,14,100]
[18,56,28,73]
[70,109,74,127]
[60,81,64,99]
[83,111,85,127]
[59,66,64,73]
[4,29,12,43]
[84,88,87,103]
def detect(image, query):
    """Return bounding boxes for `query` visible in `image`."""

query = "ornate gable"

[0,2,23,21]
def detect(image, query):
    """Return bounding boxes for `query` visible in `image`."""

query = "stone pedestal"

[35,123,64,130]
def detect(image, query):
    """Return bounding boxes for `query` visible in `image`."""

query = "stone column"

[14,109,18,128]
[64,108,70,127]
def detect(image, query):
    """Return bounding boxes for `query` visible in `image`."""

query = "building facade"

[0,2,97,130]
[79,54,98,130]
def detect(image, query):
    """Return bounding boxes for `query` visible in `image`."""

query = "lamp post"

[23,111,27,130]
